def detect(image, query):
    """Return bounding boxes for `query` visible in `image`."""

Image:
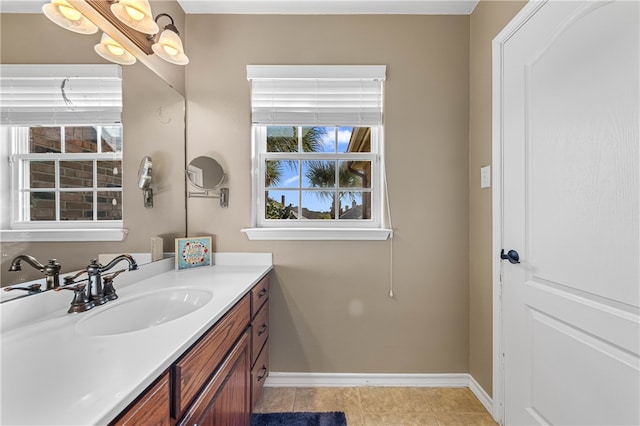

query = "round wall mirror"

[186,156,225,190]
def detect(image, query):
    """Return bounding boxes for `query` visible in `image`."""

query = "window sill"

[241,228,392,241]
[1,228,129,242]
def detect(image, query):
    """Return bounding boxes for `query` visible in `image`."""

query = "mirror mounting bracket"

[187,188,229,208]
[185,156,228,207]
[143,188,153,208]
[138,156,154,208]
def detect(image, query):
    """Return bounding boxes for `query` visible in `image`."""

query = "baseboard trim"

[265,372,493,414]
[265,372,469,388]
[467,374,493,414]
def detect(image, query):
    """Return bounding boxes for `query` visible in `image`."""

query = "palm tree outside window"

[261,125,377,224]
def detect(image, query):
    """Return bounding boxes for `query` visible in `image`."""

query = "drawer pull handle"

[257,324,267,336]
[257,366,267,381]
[258,288,267,298]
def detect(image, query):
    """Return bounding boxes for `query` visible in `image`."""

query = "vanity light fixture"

[110,0,159,35]
[94,33,137,65]
[43,1,189,67]
[42,0,98,35]
[150,13,189,65]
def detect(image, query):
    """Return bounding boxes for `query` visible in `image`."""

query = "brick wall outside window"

[26,126,122,222]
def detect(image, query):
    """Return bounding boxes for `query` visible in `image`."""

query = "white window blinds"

[0,64,122,126]
[247,65,386,126]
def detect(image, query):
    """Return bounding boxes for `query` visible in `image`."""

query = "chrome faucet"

[8,255,61,290]
[59,254,138,313]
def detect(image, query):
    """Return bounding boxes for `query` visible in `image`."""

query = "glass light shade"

[110,0,159,35]
[152,30,189,65]
[94,33,136,65]
[42,0,98,35]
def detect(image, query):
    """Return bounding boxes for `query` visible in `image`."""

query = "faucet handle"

[103,268,126,301]
[46,259,61,273]
[64,269,88,285]
[43,259,62,289]
[4,283,42,294]
[55,283,96,313]
[102,277,117,301]
[104,269,126,280]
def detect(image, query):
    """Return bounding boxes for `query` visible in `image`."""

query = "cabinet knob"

[257,366,267,381]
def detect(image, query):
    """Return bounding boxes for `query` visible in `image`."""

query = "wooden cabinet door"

[179,331,251,426]
[205,347,251,426]
[174,295,250,420]
[112,373,170,426]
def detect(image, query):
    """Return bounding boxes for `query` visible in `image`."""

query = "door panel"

[529,307,639,425]
[502,1,640,424]
[528,0,639,304]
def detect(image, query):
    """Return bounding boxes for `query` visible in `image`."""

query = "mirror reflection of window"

[25,126,123,222]
[187,156,225,190]
[187,164,204,188]
[0,64,123,230]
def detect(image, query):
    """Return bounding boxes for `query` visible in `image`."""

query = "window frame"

[244,125,391,241]
[1,126,127,242]
[243,64,391,241]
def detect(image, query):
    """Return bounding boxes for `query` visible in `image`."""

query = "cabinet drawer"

[251,275,269,318]
[251,301,269,367]
[173,294,250,420]
[113,373,170,426]
[251,340,269,410]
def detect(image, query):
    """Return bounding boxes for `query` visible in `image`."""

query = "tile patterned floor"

[253,386,497,426]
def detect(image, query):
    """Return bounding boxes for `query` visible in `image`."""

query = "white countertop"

[0,253,272,426]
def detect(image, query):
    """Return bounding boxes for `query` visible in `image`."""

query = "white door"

[500,1,639,425]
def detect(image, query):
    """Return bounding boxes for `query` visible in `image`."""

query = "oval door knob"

[501,249,520,264]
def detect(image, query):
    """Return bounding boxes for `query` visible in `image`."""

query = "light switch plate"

[480,165,491,188]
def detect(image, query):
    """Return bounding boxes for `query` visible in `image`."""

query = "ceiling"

[1,0,480,15]
[176,0,479,15]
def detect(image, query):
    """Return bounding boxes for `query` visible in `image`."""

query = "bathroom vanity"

[0,253,272,425]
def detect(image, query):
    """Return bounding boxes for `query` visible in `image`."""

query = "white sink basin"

[76,288,213,336]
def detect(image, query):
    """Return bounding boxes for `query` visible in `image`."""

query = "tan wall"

[185,15,470,373]
[468,0,527,394]
[0,13,186,286]
[1,3,531,387]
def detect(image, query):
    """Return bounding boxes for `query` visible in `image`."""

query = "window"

[258,125,378,223]
[244,65,391,240]
[0,64,124,241]
[10,125,123,225]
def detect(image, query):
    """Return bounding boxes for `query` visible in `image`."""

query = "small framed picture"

[175,236,212,270]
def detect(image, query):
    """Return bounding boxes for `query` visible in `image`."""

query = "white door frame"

[491,1,548,424]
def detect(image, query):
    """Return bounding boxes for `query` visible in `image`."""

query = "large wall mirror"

[0,12,186,291]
